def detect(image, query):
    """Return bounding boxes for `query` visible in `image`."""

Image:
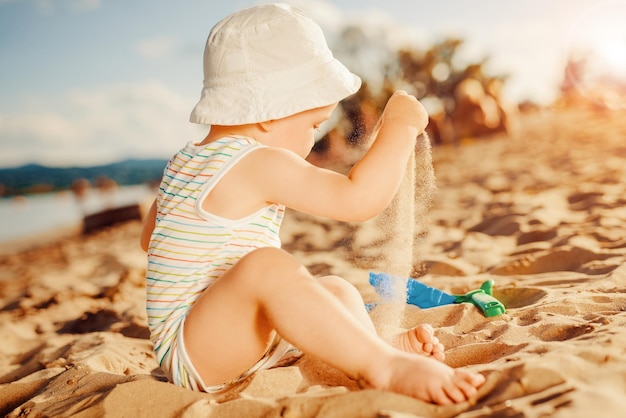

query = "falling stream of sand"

[358,132,437,335]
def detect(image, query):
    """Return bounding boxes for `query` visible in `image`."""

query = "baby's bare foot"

[372,352,485,405]
[392,324,445,362]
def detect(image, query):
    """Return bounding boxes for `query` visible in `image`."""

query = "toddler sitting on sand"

[140,3,484,405]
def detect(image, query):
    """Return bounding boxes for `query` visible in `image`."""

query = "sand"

[1,107,626,417]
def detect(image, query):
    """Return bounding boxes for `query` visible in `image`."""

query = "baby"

[140,3,484,405]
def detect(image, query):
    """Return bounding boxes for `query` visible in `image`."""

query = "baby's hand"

[381,90,429,135]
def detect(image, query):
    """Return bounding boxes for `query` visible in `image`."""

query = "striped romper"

[146,136,300,392]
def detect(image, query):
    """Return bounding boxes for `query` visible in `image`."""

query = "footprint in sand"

[516,228,558,246]
[471,365,573,416]
[468,213,523,236]
[445,341,529,368]
[493,287,548,309]
[530,323,595,342]
[488,246,619,275]
[567,191,607,211]
[56,309,150,338]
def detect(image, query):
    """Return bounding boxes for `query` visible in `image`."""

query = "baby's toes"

[432,351,446,362]
[414,324,435,343]
[456,370,486,388]
[431,342,445,362]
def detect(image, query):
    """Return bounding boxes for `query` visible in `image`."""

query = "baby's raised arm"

[345,90,428,214]
[256,90,428,222]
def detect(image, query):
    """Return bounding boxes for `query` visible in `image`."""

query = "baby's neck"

[199,124,262,146]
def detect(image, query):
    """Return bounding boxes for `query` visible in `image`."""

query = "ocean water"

[0,184,155,244]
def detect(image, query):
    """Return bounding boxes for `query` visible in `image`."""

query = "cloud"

[67,0,100,11]
[282,0,427,85]
[0,81,204,167]
[135,37,181,60]
[284,0,567,104]
[34,0,101,13]
[282,0,344,28]
[471,17,568,104]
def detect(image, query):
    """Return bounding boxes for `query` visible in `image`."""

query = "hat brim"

[189,57,362,125]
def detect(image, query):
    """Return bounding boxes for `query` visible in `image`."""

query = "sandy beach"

[1,106,626,417]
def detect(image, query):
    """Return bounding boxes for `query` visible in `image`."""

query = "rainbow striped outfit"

[146,136,296,392]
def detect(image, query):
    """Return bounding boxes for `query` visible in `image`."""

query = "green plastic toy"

[368,272,506,318]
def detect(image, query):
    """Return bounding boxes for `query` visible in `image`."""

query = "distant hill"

[0,159,168,196]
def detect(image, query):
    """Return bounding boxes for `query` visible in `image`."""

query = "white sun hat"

[189,3,362,125]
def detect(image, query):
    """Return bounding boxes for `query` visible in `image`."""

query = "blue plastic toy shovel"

[368,272,506,317]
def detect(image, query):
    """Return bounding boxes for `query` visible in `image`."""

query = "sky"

[1,0,626,168]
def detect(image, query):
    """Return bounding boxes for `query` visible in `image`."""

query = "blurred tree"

[311,35,517,165]
[558,54,587,107]
[393,39,514,144]
[557,51,626,111]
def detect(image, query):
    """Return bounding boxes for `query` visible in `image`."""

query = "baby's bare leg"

[184,247,483,404]
[316,276,444,361]
[315,275,377,334]
[184,249,386,386]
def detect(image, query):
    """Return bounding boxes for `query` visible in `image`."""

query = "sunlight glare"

[596,38,626,77]
[566,1,626,108]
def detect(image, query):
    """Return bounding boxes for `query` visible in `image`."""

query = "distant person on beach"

[140,3,484,405]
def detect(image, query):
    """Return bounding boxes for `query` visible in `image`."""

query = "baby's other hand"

[381,90,429,135]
